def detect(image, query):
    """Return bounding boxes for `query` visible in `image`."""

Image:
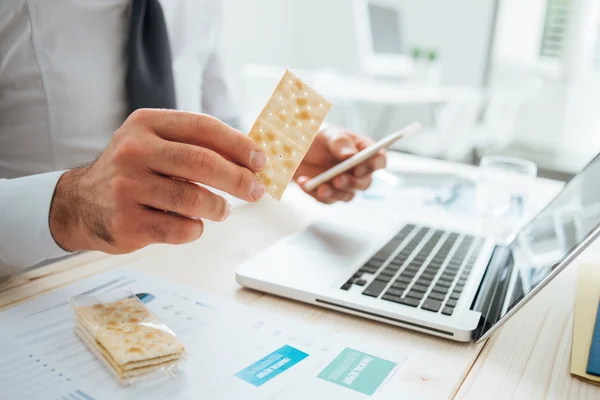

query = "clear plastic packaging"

[70,289,186,386]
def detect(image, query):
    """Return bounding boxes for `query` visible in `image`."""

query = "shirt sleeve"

[0,171,72,277]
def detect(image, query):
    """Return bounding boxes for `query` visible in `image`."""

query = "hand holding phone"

[303,122,422,192]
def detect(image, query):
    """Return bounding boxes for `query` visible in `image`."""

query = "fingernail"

[340,146,355,157]
[355,166,368,177]
[222,202,232,221]
[322,186,333,197]
[250,150,267,169]
[251,180,266,200]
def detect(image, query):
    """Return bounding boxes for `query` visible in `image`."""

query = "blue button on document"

[586,299,600,376]
[235,345,309,387]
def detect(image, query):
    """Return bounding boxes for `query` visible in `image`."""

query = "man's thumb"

[328,133,358,160]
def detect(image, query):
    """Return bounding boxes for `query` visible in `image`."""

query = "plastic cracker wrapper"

[248,69,333,200]
[70,289,186,386]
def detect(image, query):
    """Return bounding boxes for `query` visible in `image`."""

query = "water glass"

[476,155,538,242]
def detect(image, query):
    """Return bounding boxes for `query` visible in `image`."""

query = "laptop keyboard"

[341,224,483,316]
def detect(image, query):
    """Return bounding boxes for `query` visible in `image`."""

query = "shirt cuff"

[0,170,72,274]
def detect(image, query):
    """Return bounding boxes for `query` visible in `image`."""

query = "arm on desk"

[0,171,72,277]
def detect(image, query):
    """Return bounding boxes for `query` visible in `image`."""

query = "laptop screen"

[475,153,600,339]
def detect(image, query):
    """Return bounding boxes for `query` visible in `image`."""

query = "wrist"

[49,167,91,252]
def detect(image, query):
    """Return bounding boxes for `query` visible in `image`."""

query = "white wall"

[390,0,496,86]
[219,0,300,104]
[219,0,497,114]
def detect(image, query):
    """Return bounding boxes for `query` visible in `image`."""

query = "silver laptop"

[236,153,600,342]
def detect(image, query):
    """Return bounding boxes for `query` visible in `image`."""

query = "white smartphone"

[303,122,422,192]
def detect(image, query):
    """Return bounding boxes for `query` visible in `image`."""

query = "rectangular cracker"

[75,326,179,381]
[249,69,333,200]
[257,70,333,151]
[249,119,306,200]
[75,297,184,364]
[76,317,182,370]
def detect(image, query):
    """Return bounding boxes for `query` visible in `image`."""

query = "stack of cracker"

[72,293,185,384]
[249,69,333,200]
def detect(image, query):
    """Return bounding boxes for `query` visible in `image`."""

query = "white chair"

[390,89,484,162]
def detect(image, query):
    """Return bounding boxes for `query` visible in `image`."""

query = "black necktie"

[126,0,177,113]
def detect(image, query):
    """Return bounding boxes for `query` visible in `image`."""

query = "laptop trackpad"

[271,221,385,289]
[238,216,396,291]
[291,222,366,261]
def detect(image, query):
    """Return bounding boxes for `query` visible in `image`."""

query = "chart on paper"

[0,268,403,399]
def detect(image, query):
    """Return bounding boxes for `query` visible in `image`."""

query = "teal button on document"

[235,345,309,387]
[317,347,397,396]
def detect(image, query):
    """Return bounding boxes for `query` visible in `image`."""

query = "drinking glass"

[476,155,538,243]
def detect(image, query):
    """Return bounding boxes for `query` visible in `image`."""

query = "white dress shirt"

[0,0,240,275]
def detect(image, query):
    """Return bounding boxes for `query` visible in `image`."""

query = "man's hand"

[295,126,386,204]
[49,109,267,254]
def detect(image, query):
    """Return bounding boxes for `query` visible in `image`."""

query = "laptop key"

[431,285,448,294]
[416,280,432,289]
[385,288,404,297]
[399,297,420,307]
[392,281,409,290]
[360,266,379,274]
[421,298,442,312]
[355,279,367,286]
[428,292,446,301]
[341,282,352,290]
[382,294,403,304]
[363,281,387,297]
[449,292,461,300]
[420,272,436,279]
[437,280,452,288]
[438,277,454,285]
[446,299,457,307]
[411,284,428,293]
[405,291,424,300]
[397,276,412,284]
[441,306,454,316]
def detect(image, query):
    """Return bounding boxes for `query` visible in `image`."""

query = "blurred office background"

[218,0,600,181]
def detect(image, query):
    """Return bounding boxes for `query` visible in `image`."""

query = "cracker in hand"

[248,69,333,200]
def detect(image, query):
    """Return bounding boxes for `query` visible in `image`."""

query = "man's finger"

[136,175,231,222]
[147,138,266,202]
[353,153,386,177]
[324,130,358,160]
[352,175,373,191]
[331,190,355,203]
[136,208,205,246]
[332,173,373,191]
[129,108,267,171]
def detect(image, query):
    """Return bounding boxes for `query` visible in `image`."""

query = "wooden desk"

[2,154,599,399]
